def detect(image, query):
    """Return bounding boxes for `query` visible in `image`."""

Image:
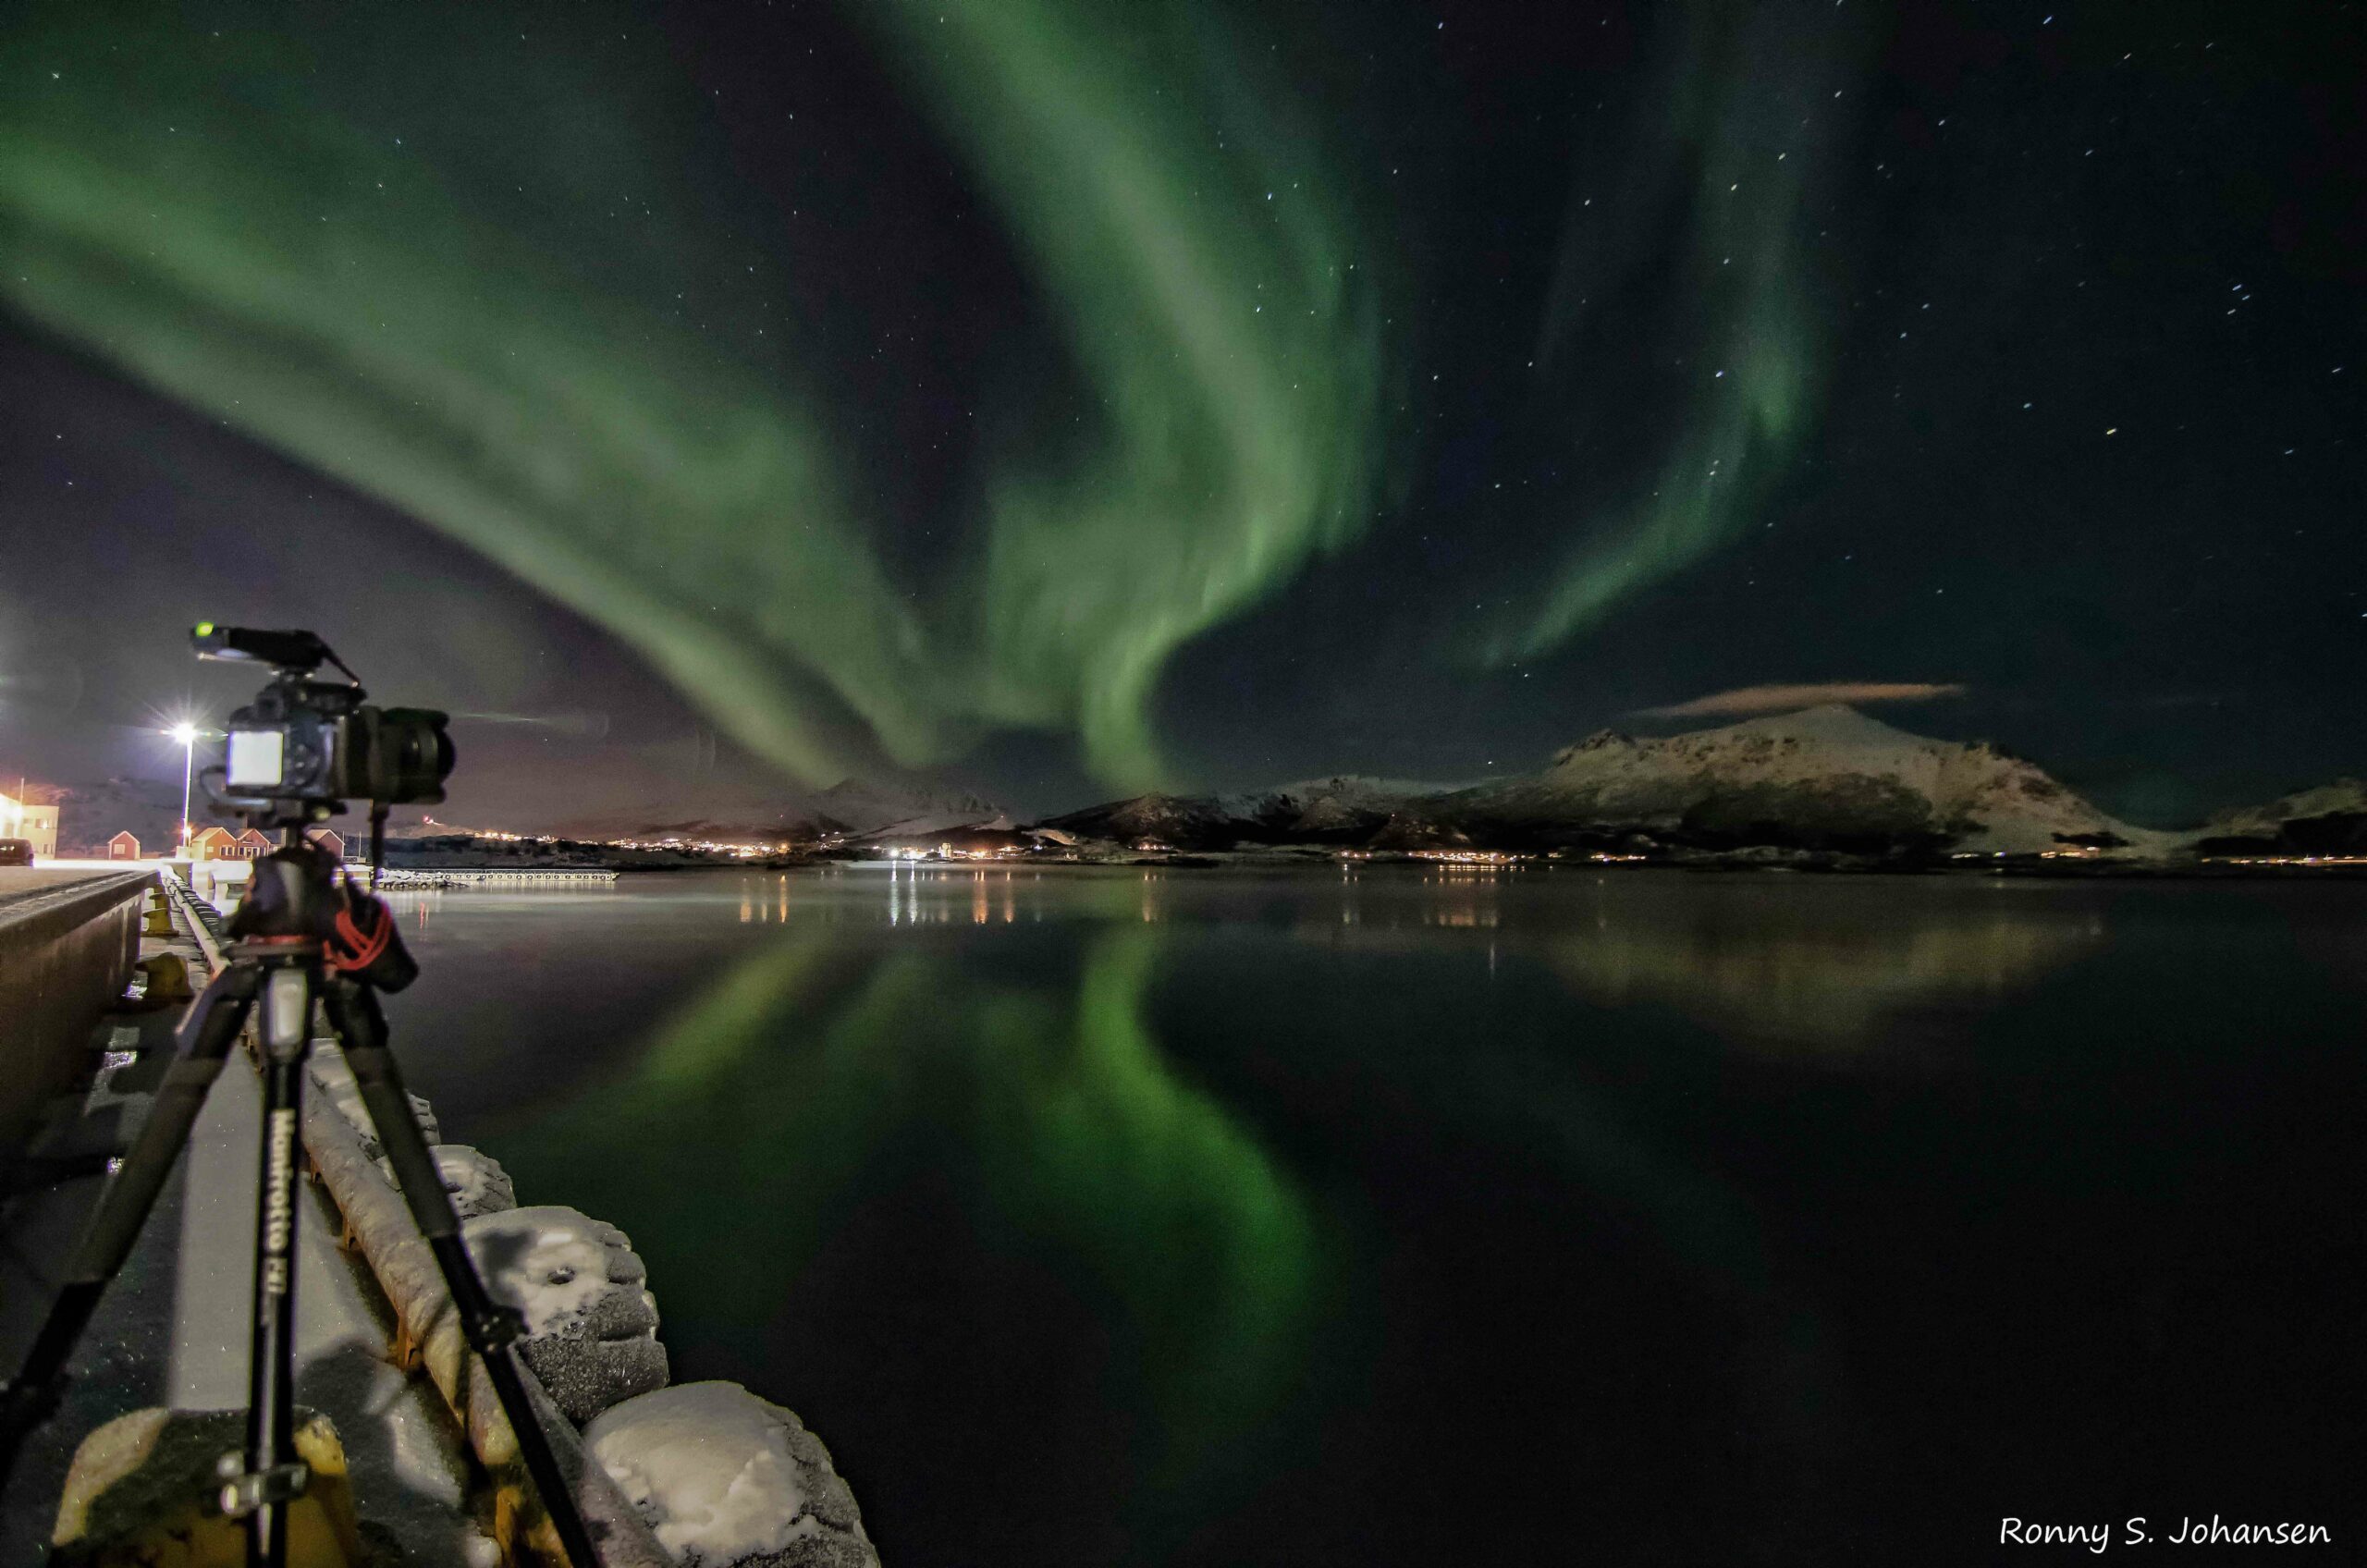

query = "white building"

[0,790,59,858]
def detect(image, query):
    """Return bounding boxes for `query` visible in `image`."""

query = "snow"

[1039,707,2182,858]
[462,1206,623,1336]
[306,1044,440,1151]
[550,778,1006,843]
[374,1143,516,1218]
[1481,704,2168,855]
[1047,775,1476,847]
[846,807,1001,839]
[2201,777,2367,838]
[1208,775,1470,819]
[810,778,1002,834]
[584,1384,821,1564]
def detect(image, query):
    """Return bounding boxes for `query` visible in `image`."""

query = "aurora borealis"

[2,0,2361,820]
[3,8,2361,1553]
[1,0,1390,790]
[1452,4,1851,668]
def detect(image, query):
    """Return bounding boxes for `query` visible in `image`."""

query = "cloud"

[1635,682,1967,718]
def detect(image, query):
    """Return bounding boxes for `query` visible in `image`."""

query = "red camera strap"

[327,899,393,974]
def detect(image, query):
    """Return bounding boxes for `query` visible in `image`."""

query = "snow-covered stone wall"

[296,1040,876,1565]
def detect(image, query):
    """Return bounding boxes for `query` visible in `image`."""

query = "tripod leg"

[320,980,606,1567]
[0,964,260,1487]
[240,963,315,1568]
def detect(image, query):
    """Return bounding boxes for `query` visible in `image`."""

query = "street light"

[164,722,208,851]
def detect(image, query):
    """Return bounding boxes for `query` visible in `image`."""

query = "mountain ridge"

[1039,705,2179,858]
[43,710,2356,864]
[2190,777,2367,856]
[546,776,1006,843]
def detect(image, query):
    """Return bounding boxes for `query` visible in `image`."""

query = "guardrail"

[0,870,153,1168]
[153,870,226,973]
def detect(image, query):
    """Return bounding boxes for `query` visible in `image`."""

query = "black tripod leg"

[240,964,317,1568]
[0,963,260,1488]
[319,980,606,1567]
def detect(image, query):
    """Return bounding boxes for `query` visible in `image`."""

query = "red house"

[202,827,275,862]
[107,830,141,860]
[304,827,347,860]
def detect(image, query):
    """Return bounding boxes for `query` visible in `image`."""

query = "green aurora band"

[0,0,1383,790]
[1489,3,1860,665]
[2,0,1858,784]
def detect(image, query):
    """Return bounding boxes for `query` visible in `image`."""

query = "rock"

[374,1144,517,1219]
[583,1383,877,1568]
[523,1336,671,1429]
[306,1047,439,1158]
[464,1206,668,1423]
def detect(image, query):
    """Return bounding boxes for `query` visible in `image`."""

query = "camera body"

[196,623,453,825]
[221,683,451,808]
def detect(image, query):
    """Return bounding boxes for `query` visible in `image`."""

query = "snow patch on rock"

[463,1206,625,1336]
[586,1383,875,1567]
[374,1144,516,1219]
[305,1046,439,1156]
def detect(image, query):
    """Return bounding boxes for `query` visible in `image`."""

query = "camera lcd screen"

[226,729,286,790]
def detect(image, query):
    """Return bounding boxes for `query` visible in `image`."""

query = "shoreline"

[378,848,2367,881]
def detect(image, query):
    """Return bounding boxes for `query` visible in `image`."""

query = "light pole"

[166,723,202,851]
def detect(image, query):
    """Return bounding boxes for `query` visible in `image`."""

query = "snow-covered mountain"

[1038,707,2163,858]
[2190,778,2367,854]
[1440,704,2159,855]
[804,778,1005,838]
[1042,776,1456,849]
[546,777,1005,843]
[1208,776,1466,827]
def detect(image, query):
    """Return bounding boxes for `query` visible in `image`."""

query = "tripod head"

[228,839,420,995]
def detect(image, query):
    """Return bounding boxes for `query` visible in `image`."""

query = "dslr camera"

[193,623,453,826]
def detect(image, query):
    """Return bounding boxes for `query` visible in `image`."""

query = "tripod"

[0,838,603,1567]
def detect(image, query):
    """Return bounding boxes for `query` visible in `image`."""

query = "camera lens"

[358,706,455,804]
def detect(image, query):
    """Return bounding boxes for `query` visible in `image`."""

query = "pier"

[1,868,509,1559]
[0,868,152,1171]
[374,869,620,888]
[0,867,875,1563]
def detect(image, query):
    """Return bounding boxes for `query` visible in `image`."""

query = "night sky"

[1,0,2359,828]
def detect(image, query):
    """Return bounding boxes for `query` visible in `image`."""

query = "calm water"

[374,866,2364,1565]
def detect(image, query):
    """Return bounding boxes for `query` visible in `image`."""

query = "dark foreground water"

[377,866,2363,1565]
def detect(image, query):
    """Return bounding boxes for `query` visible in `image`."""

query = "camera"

[194,623,454,823]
